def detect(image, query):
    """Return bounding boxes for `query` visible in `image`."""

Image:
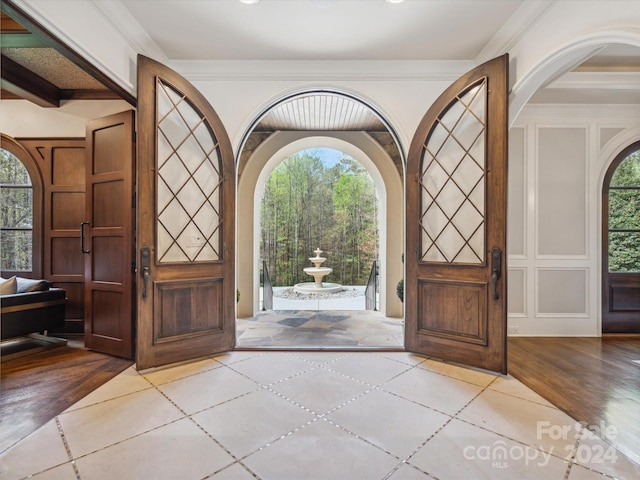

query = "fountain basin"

[294,247,343,294]
[293,282,344,294]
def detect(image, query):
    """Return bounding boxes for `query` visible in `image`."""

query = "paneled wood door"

[405,55,508,374]
[136,55,235,370]
[84,111,135,359]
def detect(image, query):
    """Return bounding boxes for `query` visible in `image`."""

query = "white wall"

[0,99,132,138]
[508,104,640,336]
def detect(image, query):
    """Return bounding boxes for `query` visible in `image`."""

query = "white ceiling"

[114,0,640,105]
[120,0,524,61]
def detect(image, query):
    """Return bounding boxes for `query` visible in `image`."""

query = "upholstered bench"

[1,276,66,340]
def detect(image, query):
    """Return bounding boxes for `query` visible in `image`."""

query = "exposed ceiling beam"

[0,54,60,107]
[1,1,136,106]
[0,32,49,48]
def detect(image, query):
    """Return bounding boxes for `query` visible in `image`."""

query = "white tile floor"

[2,351,639,480]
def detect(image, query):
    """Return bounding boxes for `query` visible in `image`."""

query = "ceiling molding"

[475,0,556,64]
[170,60,475,82]
[545,71,640,90]
[89,0,168,64]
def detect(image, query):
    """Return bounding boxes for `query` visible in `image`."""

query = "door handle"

[491,247,502,300]
[140,246,151,298]
[80,222,90,254]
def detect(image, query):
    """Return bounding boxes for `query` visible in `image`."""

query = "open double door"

[85,54,508,373]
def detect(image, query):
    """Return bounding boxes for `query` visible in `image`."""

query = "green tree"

[260,150,378,286]
[608,149,640,272]
[0,148,33,271]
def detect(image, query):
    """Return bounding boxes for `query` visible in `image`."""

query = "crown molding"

[476,0,557,63]
[89,0,168,64]
[168,60,475,82]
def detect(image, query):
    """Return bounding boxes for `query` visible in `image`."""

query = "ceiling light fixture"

[238,0,260,4]
[385,0,405,4]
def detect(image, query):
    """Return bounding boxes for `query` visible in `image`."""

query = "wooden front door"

[136,55,235,370]
[602,141,640,333]
[84,110,135,359]
[405,55,508,374]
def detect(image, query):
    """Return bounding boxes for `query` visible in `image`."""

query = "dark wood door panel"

[84,110,135,359]
[154,278,223,341]
[417,279,488,345]
[603,274,640,332]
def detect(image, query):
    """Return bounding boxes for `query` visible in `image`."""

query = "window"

[0,135,42,277]
[607,145,640,273]
[1,147,33,271]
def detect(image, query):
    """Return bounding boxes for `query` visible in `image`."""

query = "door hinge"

[132,193,136,208]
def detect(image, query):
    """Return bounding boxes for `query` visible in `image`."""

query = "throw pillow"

[16,277,51,293]
[0,276,18,295]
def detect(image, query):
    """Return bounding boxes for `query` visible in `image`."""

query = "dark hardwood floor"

[508,335,640,467]
[0,339,133,453]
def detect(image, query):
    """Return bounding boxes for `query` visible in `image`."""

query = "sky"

[303,148,353,167]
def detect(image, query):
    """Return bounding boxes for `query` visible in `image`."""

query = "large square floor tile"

[326,389,451,458]
[74,418,234,480]
[409,418,569,479]
[58,388,184,458]
[243,418,399,480]
[192,388,316,458]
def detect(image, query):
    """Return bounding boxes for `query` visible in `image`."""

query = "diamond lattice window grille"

[419,79,487,264]
[156,79,223,263]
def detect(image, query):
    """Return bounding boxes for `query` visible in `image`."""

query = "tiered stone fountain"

[293,248,343,294]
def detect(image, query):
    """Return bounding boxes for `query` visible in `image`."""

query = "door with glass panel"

[405,55,508,374]
[602,141,640,333]
[136,55,235,370]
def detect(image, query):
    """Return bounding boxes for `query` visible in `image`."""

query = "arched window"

[606,144,640,272]
[602,140,640,333]
[0,135,42,277]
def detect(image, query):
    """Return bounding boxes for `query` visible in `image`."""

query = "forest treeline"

[260,151,378,286]
[608,149,640,272]
[0,148,32,271]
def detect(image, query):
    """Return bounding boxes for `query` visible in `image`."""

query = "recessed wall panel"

[508,127,525,256]
[507,268,525,315]
[538,269,586,314]
[538,128,586,256]
[52,192,84,230]
[51,238,83,275]
[51,147,85,186]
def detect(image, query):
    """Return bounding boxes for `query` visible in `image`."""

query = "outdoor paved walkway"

[236,310,403,349]
[238,286,402,348]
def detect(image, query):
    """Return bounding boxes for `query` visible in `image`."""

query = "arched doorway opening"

[235,91,404,348]
[259,148,380,309]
